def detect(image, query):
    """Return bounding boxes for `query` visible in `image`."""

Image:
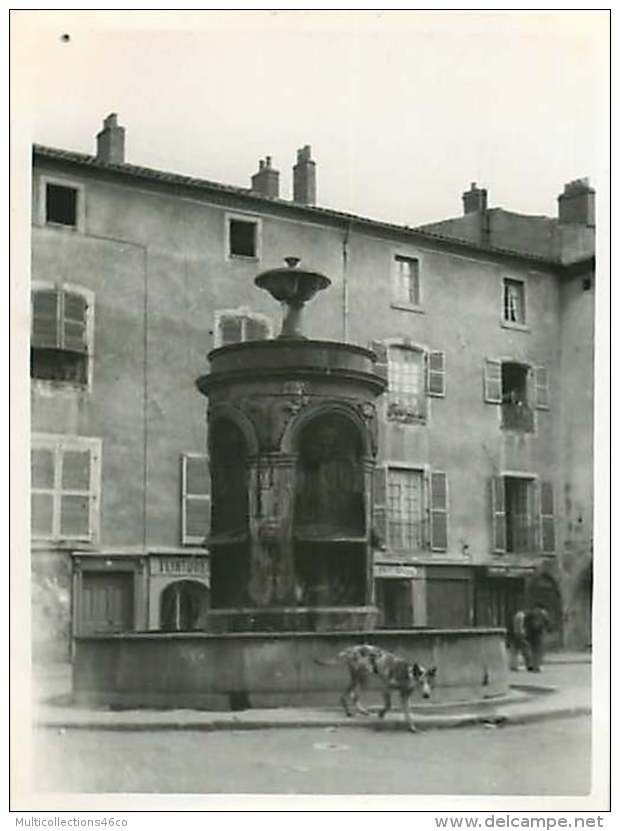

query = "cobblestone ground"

[33,716,591,796]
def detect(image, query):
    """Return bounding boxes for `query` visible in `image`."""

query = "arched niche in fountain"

[294,411,365,537]
[293,411,367,608]
[209,418,250,537]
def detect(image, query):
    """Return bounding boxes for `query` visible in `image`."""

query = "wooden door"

[79,572,134,634]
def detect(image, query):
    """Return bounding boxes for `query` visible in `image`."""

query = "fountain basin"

[73,627,508,710]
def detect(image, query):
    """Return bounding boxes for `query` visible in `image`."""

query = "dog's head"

[412,663,437,699]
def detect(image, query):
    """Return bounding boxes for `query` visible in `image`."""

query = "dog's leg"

[400,691,417,733]
[378,690,391,719]
[340,681,355,717]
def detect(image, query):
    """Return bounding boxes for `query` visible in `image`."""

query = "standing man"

[524,603,552,672]
[509,608,531,671]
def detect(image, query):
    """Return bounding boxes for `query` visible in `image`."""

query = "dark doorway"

[376,579,413,627]
[160,580,210,631]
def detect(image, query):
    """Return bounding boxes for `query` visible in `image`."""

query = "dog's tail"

[313,656,340,667]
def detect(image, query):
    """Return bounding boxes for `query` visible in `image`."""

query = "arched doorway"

[159,580,209,631]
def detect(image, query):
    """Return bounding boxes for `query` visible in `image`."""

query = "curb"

[35,704,591,733]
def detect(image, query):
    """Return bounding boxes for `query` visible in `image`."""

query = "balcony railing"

[506,519,537,553]
[501,402,534,432]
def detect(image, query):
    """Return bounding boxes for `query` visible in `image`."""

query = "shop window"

[31,286,92,386]
[31,435,101,542]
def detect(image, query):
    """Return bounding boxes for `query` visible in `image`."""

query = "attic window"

[46,183,78,227]
[229,219,257,258]
[503,278,525,325]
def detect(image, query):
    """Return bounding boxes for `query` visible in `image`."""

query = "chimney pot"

[96,112,125,164]
[293,145,316,205]
[558,178,595,226]
[462,182,487,214]
[251,156,280,198]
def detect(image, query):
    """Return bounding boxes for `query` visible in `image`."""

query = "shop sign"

[374,564,420,579]
[150,555,210,578]
[486,565,535,578]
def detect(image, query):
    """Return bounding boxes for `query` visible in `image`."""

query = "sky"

[12,10,609,228]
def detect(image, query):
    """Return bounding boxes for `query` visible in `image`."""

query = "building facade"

[29,116,594,658]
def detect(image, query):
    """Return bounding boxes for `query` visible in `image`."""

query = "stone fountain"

[72,258,509,710]
[197,256,386,634]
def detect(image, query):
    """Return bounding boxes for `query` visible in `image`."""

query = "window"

[393,256,420,307]
[182,454,210,545]
[484,359,549,430]
[229,218,258,258]
[491,475,555,554]
[374,467,448,553]
[387,468,425,550]
[31,435,101,542]
[31,286,92,386]
[46,183,78,227]
[503,278,526,326]
[387,346,425,421]
[215,310,271,346]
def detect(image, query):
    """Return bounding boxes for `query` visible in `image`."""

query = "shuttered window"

[430,471,448,551]
[372,466,388,548]
[182,454,211,545]
[540,481,555,553]
[491,475,506,553]
[427,351,446,397]
[484,359,503,403]
[534,366,550,410]
[31,287,92,385]
[31,436,101,542]
[216,313,270,346]
[32,289,88,353]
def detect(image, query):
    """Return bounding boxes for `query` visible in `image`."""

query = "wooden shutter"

[540,481,555,553]
[32,289,61,348]
[484,359,502,403]
[427,351,446,397]
[63,292,88,353]
[372,465,388,548]
[491,475,506,553]
[182,454,210,545]
[245,317,269,341]
[60,448,92,539]
[534,366,550,410]
[370,340,389,383]
[430,471,448,551]
[219,315,243,346]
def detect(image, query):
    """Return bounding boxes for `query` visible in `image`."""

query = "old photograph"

[10,9,609,812]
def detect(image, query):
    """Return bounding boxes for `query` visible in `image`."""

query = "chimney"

[293,145,316,205]
[251,156,280,198]
[462,182,488,214]
[558,178,595,226]
[96,113,125,164]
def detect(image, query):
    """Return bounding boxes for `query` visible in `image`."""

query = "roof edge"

[33,143,576,270]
